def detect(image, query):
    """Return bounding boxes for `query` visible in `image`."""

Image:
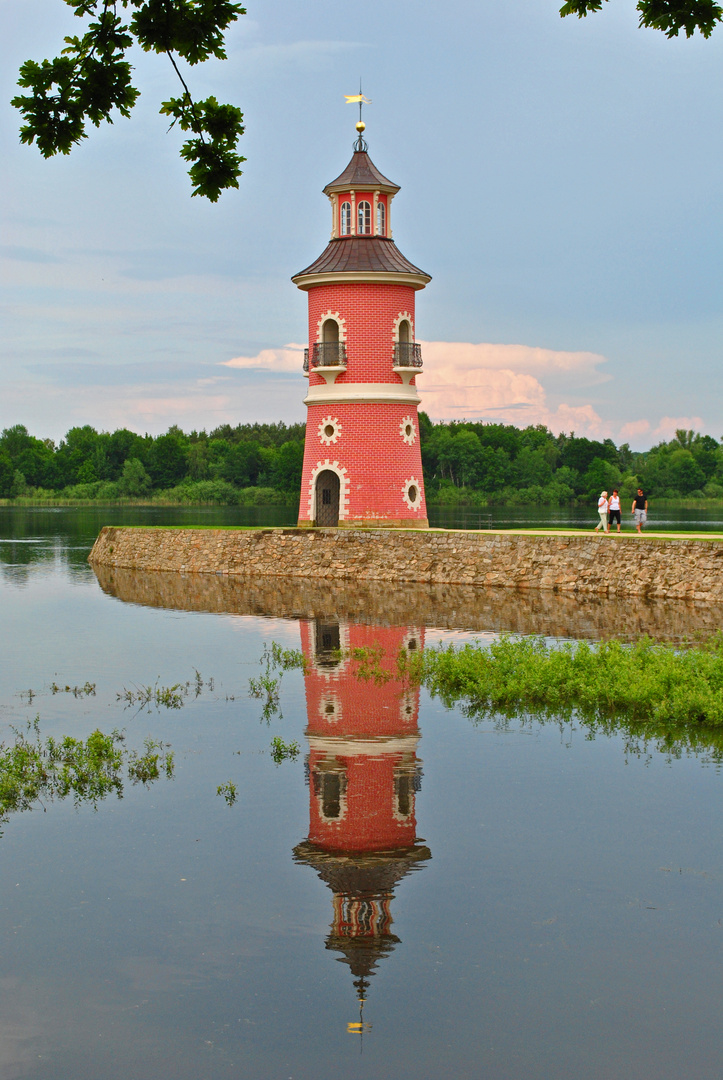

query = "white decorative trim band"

[308,735,421,756]
[305,382,421,406]
[292,271,431,291]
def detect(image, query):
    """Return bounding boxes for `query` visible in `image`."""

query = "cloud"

[221,339,615,439]
[544,403,611,439]
[0,374,305,440]
[0,245,63,264]
[417,340,610,437]
[222,344,306,373]
[618,419,651,442]
[234,39,366,75]
[418,341,607,377]
[652,416,707,441]
[7,333,712,447]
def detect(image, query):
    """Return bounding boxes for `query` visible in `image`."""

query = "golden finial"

[346,84,370,150]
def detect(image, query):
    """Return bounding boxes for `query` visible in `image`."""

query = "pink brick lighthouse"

[292,120,431,528]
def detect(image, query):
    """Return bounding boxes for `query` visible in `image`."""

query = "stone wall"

[89,526,723,602]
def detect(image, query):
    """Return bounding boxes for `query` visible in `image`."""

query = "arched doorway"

[315,470,340,526]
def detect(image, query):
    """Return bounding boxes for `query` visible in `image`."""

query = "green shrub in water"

[0,721,174,826]
[269,736,300,764]
[411,634,723,727]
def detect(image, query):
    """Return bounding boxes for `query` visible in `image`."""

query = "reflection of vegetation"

[270,736,300,764]
[246,644,304,768]
[117,671,214,712]
[249,643,306,724]
[50,681,96,697]
[350,645,393,685]
[248,673,281,724]
[217,780,238,806]
[0,720,174,828]
[127,738,175,783]
[580,715,723,764]
[406,635,723,735]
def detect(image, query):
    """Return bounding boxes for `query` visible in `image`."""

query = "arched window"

[398,319,411,344]
[321,318,339,344]
[357,200,371,235]
[376,201,386,236]
[340,202,351,235]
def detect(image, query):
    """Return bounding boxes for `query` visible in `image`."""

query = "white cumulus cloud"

[222,344,305,373]
[417,340,610,437]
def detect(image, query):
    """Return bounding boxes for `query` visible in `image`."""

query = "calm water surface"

[1,508,723,1079]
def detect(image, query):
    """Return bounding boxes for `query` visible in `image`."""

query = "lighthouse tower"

[292,121,431,528]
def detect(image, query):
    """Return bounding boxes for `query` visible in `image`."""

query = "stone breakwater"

[89,527,723,602]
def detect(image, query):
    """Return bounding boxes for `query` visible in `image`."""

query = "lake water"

[1,508,723,1079]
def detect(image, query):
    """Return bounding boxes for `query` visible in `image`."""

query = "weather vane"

[344,83,371,150]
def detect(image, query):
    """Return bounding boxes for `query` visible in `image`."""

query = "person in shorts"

[595,491,609,532]
[608,488,622,533]
[632,488,648,532]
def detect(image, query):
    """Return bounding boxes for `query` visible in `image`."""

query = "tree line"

[418,417,723,506]
[1,418,722,506]
[0,422,304,505]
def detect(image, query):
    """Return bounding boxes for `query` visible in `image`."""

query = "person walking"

[608,488,622,533]
[632,488,648,533]
[595,491,609,532]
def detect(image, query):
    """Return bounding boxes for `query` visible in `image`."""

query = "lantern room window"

[340,202,351,236]
[357,200,371,235]
[377,202,386,236]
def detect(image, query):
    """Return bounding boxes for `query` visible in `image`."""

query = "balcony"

[303,342,347,384]
[393,342,423,368]
[313,342,347,368]
[393,342,423,385]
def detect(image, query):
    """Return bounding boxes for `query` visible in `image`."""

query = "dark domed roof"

[293,237,430,282]
[323,150,400,196]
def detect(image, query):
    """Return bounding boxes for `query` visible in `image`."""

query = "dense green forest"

[1,417,722,507]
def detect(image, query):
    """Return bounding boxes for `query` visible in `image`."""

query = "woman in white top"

[608,488,622,533]
[595,491,609,532]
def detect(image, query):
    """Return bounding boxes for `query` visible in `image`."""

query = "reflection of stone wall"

[90,526,723,602]
[93,564,723,641]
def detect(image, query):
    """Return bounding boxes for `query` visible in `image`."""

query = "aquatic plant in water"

[50,681,96,697]
[269,736,300,764]
[410,634,723,728]
[0,719,174,828]
[217,780,238,806]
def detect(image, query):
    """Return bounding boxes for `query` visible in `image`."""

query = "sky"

[1,0,722,448]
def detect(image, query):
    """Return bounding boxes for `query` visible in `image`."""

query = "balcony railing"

[393,342,423,368]
[307,342,348,369]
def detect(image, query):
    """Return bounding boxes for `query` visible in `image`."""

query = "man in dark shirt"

[632,488,648,533]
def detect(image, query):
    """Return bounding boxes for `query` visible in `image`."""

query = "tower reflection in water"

[293,620,431,1034]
